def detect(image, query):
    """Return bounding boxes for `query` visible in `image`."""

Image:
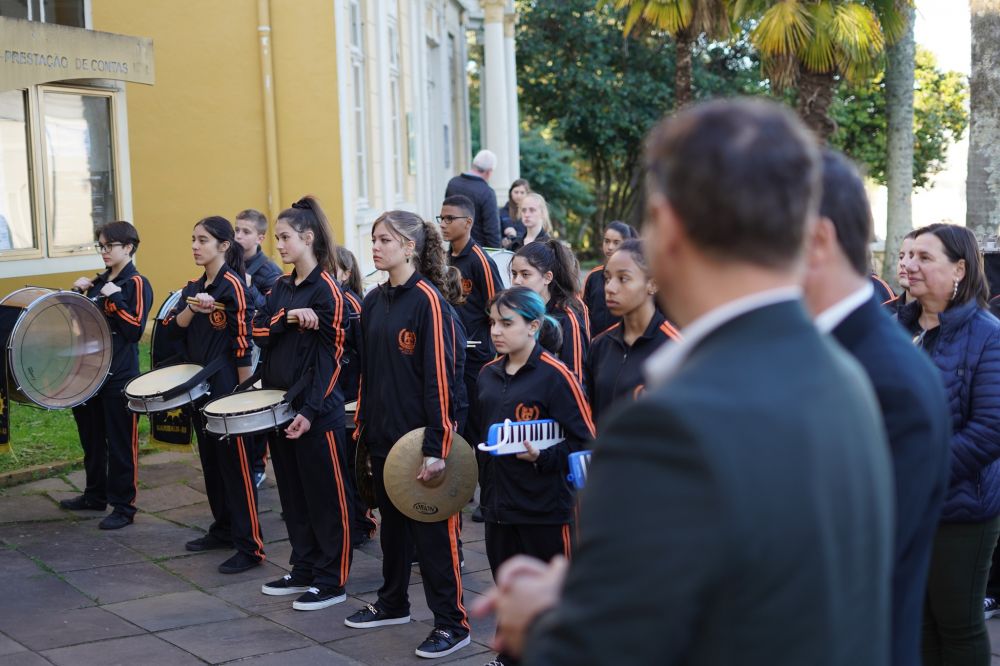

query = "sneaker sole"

[415,634,471,659]
[344,614,411,629]
[261,585,312,596]
[292,593,347,611]
[987,610,999,620]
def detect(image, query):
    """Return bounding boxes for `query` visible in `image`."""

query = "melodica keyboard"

[478,418,565,456]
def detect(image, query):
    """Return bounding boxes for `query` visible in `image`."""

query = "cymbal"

[384,428,478,522]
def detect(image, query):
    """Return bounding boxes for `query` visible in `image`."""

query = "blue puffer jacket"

[900,299,1000,522]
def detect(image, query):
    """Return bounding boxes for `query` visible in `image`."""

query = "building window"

[388,19,404,201]
[0,85,118,260]
[349,0,369,206]
[0,0,85,27]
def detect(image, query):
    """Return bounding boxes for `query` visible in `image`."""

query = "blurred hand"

[516,440,539,462]
[73,277,94,292]
[417,457,446,482]
[99,282,121,297]
[284,414,312,439]
[189,292,216,313]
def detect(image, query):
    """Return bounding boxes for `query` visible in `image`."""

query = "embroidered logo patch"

[398,329,417,355]
[461,278,473,296]
[209,309,227,330]
[515,403,540,422]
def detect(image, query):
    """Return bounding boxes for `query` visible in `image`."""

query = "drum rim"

[202,389,289,417]
[123,362,207,399]
[4,289,113,409]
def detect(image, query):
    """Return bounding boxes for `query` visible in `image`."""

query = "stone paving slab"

[184,476,207,494]
[10,522,146,573]
[207,577,301,615]
[102,513,204,560]
[0,606,142,651]
[62,561,192,605]
[0,632,28,656]
[157,616,312,664]
[0,652,53,665]
[326,620,490,664]
[136,484,209,513]
[41,634,205,666]
[0,494,72,523]
[224,644,367,665]
[137,460,202,488]
[44,491,107,518]
[257,509,286,544]
[0,572,97,616]
[66,469,86,492]
[141,451,196,465]
[262,599,395,644]
[103,589,246,632]
[13,477,73,495]
[155,502,215,532]
[261,538,293,572]
[163,553,287,589]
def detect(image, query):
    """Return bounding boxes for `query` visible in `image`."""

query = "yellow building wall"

[0,2,348,304]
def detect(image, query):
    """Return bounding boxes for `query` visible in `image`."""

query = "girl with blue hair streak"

[472,286,596,666]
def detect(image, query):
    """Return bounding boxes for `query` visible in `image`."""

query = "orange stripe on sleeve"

[416,282,454,457]
[472,246,498,301]
[541,353,597,436]
[321,272,346,397]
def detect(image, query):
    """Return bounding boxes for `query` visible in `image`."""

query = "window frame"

[348,0,370,209]
[0,88,43,260]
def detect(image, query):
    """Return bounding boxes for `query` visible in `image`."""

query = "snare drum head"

[2,289,113,409]
[125,364,204,398]
[203,390,286,416]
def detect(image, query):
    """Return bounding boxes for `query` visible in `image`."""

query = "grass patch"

[0,342,155,475]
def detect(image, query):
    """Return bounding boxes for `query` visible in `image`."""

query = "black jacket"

[584,312,680,427]
[83,261,154,390]
[474,343,595,524]
[356,272,459,459]
[582,265,619,337]
[509,228,550,253]
[831,296,950,666]
[339,285,363,403]
[245,247,283,309]
[449,239,503,372]
[499,204,525,249]
[549,300,589,383]
[251,265,347,425]
[870,273,896,304]
[163,265,253,395]
[525,300,894,665]
[445,173,501,248]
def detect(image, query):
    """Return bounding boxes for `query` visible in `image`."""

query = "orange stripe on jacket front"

[223,272,250,355]
[321,272,346,398]
[344,290,362,313]
[326,431,352,586]
[415,281,454,457]
[562,523,572,559]
[472,245,498,301]
[564,308,584,379]
[540,353,597,436]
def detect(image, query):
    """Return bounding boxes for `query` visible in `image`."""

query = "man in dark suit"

[474,99,895,665]
[803,150,951,666]
[445,149,501,248]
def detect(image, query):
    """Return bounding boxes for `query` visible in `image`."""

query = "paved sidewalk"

[0,450,497,665]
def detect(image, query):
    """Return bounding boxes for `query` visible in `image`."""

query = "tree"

[519,127,596,235]
[967,0,1000,238]
[882,4,914,284]
[734,0,911,140]
[601,0,731,107]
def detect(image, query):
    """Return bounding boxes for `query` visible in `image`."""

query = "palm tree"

[604,0,732,108]
[967,0,1000,239]
[734,0,911,140]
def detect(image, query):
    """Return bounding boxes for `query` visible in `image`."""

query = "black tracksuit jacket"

[339,285,363,403]
[82,261,154,390]
[583,265,619,338]
[245,247,283,310]
[449,238,503,369]
[163,265,253,395]
[548,300,590,384]
[584,311,680,426]
[356,272,459,459]
[473,343,595,525]
[251,265,346,425]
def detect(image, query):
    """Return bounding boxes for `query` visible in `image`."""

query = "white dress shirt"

[813,282,874,334]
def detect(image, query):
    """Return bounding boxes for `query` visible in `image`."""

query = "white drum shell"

[202,391,294,436]
[124,363,210,413]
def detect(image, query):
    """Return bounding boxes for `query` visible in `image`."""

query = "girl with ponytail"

[473,286,595,666]
[344,210,472,659]
[511,239,590,381]
[583,220,639,335]
[164,215,264,574]
[252,195,354,610]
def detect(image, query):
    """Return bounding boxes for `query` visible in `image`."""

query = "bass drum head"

[2,289,112,409]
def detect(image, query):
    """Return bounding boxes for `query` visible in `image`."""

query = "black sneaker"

[98,512,133,530]
[218,552,262,574]
[59,495,106,511]
[185,534,233,552]
[415,627,471,659]
[261,574,312,596]
[483,659,506,666]
[344,603,411,628]
[292,586,347,611]
[471,505,485,522]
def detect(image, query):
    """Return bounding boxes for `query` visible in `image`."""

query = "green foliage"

[831,47,968,188]
[519,126,596,237]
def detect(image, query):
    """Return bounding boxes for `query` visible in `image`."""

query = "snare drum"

[0,287,113,408]
[202,389,294,436]
[124,363,209,413]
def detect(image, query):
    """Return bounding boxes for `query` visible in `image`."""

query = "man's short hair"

[235,209,268,235]
[818,150,872,276]
[442,194,475,222]
[644,98,821,268]
[472,150,497,172]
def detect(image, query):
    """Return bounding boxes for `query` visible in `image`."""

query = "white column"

[504,11,520,182]
[481,0,510,197]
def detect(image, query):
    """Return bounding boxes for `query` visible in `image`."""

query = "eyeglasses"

[435,215,471,225]
[94,242,123,253]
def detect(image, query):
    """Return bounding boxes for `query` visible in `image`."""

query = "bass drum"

[0,287,112,409]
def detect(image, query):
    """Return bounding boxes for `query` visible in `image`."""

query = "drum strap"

[160,356,228,401]
[233,365,264,393]
[231,365,312,406]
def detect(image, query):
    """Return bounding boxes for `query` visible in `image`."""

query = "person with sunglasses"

[60,222,153,530]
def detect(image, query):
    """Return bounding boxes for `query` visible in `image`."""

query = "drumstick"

[185,297,226,312]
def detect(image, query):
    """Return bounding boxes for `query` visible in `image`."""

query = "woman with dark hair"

[60,222,153,530]
[899,223,1000,664]
[343,211,471,660]
[500,179,530,250]
[511,239,590,382]
[164,216,263,574]
[584,240,680,427]
[583,221,639,336]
